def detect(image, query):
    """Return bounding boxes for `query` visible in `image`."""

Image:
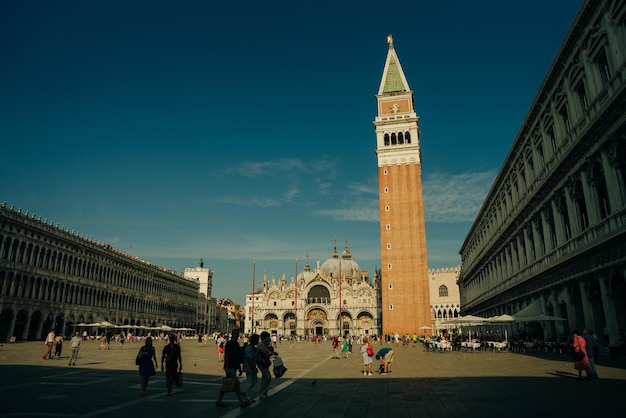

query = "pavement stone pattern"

[0,339,625,417]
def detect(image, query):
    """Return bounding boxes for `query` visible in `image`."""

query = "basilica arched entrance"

[263,314,279,334]
[307,308,328,336]
[283,312,295,336]
[356,312,374,335]
[337,312,352,335]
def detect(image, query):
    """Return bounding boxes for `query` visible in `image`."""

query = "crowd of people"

[38,324,606,409]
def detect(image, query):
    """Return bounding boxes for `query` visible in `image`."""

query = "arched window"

[391,133,397,145]
[384,134,390,146]
[307,285,331,304]
[398,132,404,144]
[405,132,411,144]
[438,285,448,297]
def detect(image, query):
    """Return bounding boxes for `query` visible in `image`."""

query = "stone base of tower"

[380,266,431,335]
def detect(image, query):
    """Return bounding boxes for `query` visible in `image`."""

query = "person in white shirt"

[42,330,55,360]
[69,331,82,366]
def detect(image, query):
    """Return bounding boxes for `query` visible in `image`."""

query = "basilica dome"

[320,243,362,280]
[296,257,317,282]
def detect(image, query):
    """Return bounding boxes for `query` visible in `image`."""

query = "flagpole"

[339,252,342,336]
[252,259,256,334]
[295,257,298,336]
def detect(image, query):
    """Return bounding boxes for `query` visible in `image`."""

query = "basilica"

[244,241,381,338]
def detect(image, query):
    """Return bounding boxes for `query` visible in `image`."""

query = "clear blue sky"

[1,1,582,305]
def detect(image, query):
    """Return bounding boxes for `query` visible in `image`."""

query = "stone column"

[549,289,567,338]
[551,199,566,245]
[540,293,555,340]
[515,234,526,273]
[602,145,626,210]
[59,311,67,338]
[580,169,599,225]
[598,275,620,352]
[505,247,512,278]
[578,281,596,330]
[20,310,30,340]
[35,318,43,342]
[540,209,552,252]
[564,183,579,236]
[524,156,535,186]
[549,290,560,316]
[560,286,578,335]
[0,235,5,260]
[531,218,542,259]
[523,226,533,264]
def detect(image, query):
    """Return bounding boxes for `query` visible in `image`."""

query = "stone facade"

[429,267,461,331]
[243,242,381,337]
[184,262,214,333]
[458,0,626,354]
[0,203,199,341]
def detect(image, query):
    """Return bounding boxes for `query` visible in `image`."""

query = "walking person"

[161,334,182,396]
[581,328,599,379]
[341,335,350,358]
[119,331,126,349]
[257,331,277,400]
[98,333,108,350]
[242,333,259,402]
[572,329,590,380]
[332,336,340,359]
[42,329,55,360]
[360,336,373,375]
[68,331,82,366]
[215,329,249,408]
[216,334,225,362]
[137,336,158,397]
[53,334,63,359]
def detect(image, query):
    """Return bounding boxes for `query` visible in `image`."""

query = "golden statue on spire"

[387,34,393,45]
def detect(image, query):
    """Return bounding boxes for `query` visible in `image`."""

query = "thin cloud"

[227,158,335,178]
[215,157,336,208]
[213,187,300,208]
[423,171,496,222]
[232,159,307,177]
[315,170,496,223]
[315,206,378,222]
[347,182,378,195]
[314,179,379,221]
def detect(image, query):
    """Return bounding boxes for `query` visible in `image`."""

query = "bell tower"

[374,35,431,335]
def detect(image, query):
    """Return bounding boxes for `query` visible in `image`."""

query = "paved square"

[1,339,624,417]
